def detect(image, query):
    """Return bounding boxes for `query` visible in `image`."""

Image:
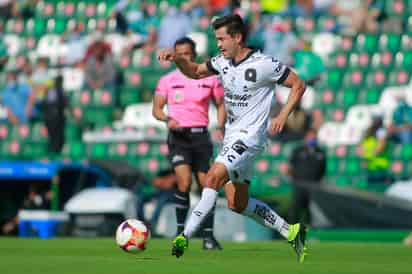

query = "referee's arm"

[152,94,169,122]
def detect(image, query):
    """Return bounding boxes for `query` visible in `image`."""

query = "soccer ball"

[115,219,150,253]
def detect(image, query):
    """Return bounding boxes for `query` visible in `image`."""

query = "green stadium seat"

[22,142,47,159]
[316,16,337,33]
[120,87,141,107]
[88,143,108,158]
[355,34,378,53]
[92,90,113,106]
[62,141,84,160]
[0,124,10,140]
[107,142,128,160]
[344,158,361,176]
[330,52,348,68]
[326,157,338,175]
[395,51,412,68]
[336,89,358,110]
[326,69,344,89]
[365,69,387,89]
[371,52,394,70]
[294,17,315,36]
[349,52,370,69]
[342,69,365,88]
[386,0,407,18]
[379,33,401,52]
[388,69,410,86]
[30,123,48,143]
[358,87,381,104]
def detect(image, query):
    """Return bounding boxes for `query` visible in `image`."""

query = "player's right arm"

[158,49,214,79]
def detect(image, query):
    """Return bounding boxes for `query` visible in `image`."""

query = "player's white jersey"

[207,50,290,147]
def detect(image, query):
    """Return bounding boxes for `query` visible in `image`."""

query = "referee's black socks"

[174,190,190,235]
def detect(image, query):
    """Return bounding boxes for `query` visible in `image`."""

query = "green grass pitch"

[1,238,411,274]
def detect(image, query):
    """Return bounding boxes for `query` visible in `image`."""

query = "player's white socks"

[242,198,289,239]
[183,188,218,238]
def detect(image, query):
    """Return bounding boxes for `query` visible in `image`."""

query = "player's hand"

[213,127,224,141]
[167,118,180,130]
[158,49,176,63]
[268,113,288,135]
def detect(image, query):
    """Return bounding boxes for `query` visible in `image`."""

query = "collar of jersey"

[230,48,258,67]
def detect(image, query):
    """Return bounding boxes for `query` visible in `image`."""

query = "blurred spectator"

[2,69,37,125]
[260,0,288,14]
[84,35,116,92]
[157,6,192,49]
[0,0,18,20]
[361,116,392,184]
[0,191,18,235]
[17,0,38,19]
[62,22,87,66]
[43,75,67,153]
[274,102,311,141]
[1,184,51,236]
[286,128,326,224]
[136,169,177,229]
[31,57,50,86]
[84,33,112,63]
[0,35,8,72]
[389,97,412,144]
[182,0,233,17]
[112,1,159,43]
[293,50,324,85]
[263,17,303,66]
[17,59,33,84]
[333,0,383,34]
[22,184,51,210]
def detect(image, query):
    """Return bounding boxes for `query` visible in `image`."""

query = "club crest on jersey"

[231,140,248,155]
[174,91,183,102]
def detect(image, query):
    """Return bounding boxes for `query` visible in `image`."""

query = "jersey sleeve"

[206,55,222,75]
[261,57,290,84]
[155,75,168,97]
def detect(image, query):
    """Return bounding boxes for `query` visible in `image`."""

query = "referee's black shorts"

[167,127,213,173]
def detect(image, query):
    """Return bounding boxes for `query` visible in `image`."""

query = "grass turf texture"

[1,238,411,274]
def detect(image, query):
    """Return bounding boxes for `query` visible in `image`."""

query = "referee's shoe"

[203,236,222,250]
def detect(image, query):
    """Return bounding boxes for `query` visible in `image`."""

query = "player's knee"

[176,177,191,192]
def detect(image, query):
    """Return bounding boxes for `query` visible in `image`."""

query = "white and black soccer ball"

[115,219,150,253]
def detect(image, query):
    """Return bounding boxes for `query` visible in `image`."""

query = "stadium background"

[1,0,412,243]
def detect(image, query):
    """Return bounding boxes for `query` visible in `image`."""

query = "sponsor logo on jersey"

[231,140,248,155]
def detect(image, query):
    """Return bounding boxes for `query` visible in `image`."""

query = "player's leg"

[168,135,193,236]
[172,163,229,258]
[224,182,289,238]
[174,164,192,235]
[224,181,307,263]
[196,171,222,250]
[192,137,222,250]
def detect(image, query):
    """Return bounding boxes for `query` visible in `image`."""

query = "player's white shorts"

[215,134,264,184]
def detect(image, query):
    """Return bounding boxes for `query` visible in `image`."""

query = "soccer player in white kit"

[158,14,308,262]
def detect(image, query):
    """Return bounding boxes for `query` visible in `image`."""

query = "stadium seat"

[386,0,407,17]
[355,34,378,53]
[379,33,401,53]
[62,68,85,91]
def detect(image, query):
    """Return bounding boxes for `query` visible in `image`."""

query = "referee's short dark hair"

[174,37,197,57]
[212,14,248,43]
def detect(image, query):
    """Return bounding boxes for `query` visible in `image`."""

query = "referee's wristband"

[216,126,224,131]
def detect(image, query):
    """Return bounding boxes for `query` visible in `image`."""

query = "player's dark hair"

[174,37,197,58]
[212,14,248,43]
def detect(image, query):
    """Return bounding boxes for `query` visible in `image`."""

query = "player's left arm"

[269,70,306,134]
